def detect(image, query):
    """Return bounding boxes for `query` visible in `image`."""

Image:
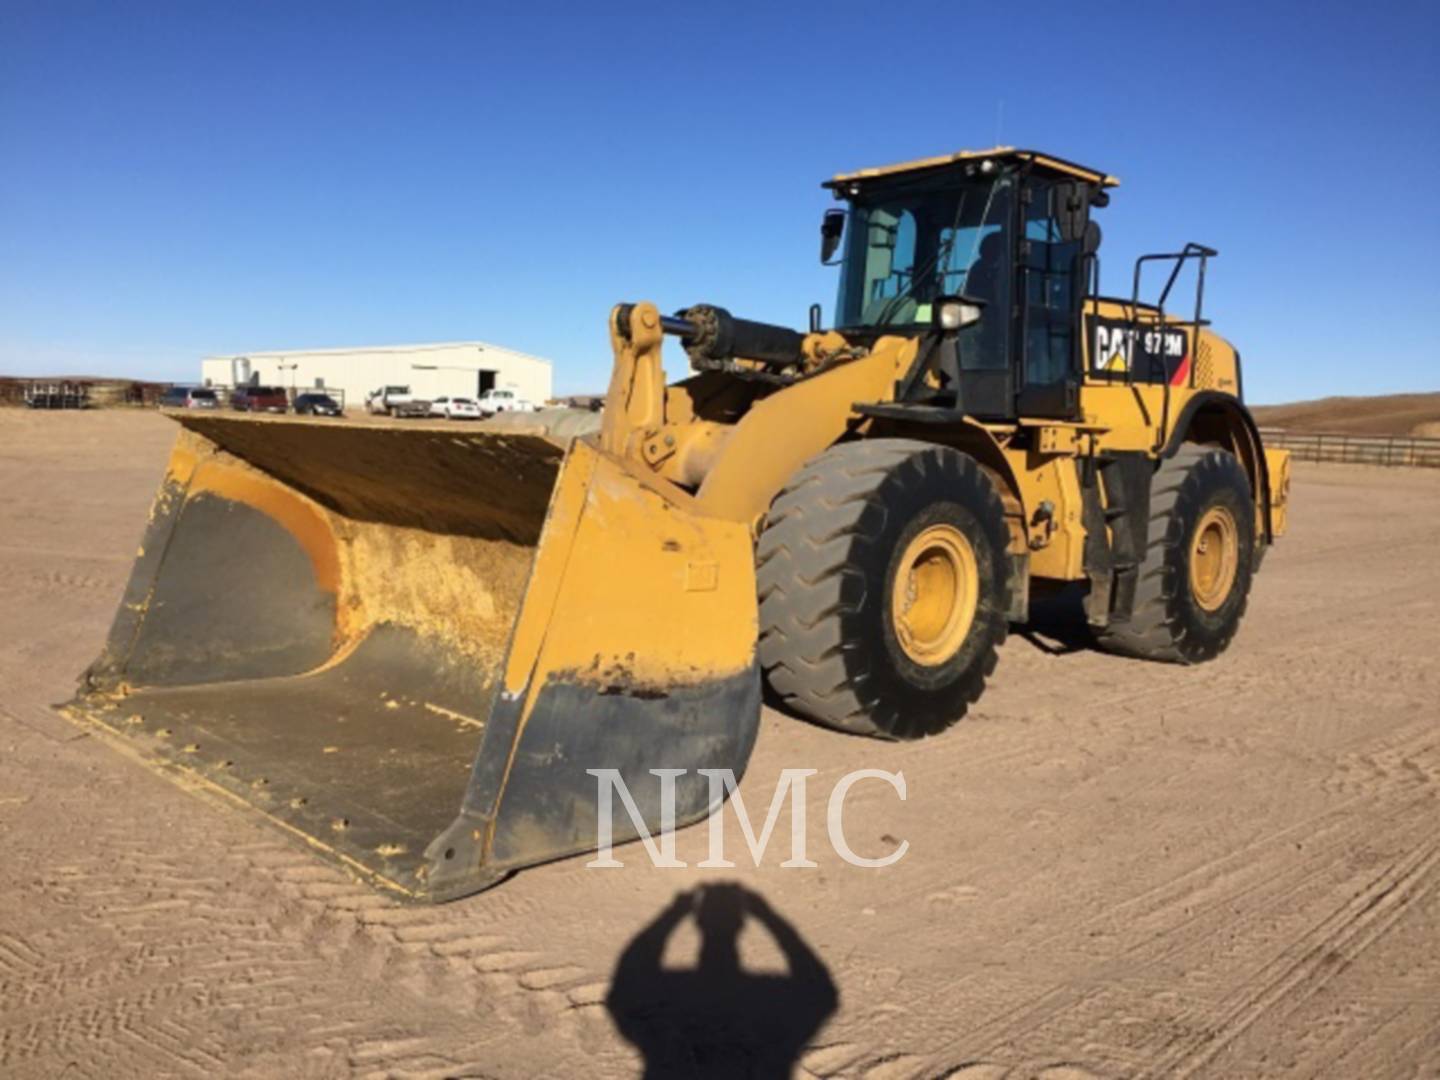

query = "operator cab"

[821,147,1116,422]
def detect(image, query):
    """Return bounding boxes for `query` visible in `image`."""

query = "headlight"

[935,296,984,332]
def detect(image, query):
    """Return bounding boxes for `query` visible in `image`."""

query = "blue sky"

[2,1,1437,402]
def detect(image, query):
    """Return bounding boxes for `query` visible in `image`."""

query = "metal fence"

[22,381,91,409]
[1259,429,1440,468]
[2,378,171,408]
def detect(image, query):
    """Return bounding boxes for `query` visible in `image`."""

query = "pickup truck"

[365,385,431,418]
[476,388,538,416]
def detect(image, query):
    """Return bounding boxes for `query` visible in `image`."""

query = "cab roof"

[824,146,1119,190]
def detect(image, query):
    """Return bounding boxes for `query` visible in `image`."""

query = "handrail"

[1125,243,1218,452]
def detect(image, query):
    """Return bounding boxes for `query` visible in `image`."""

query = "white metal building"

[200,341,553,410]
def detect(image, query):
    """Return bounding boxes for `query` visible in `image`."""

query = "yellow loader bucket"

[66,414,761,902]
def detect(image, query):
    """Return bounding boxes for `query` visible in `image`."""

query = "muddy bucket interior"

[68,414,761,901]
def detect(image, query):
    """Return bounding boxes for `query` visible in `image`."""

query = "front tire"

[1097,445,1255,663]
[756,440,1012,739]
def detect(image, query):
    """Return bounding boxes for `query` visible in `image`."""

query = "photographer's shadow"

[606,883,838,1079]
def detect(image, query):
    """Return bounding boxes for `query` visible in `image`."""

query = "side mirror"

[1083,220,1102,255]
[820,209,846,264]
[1051,181,1089,243]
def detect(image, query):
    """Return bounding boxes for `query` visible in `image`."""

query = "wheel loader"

[66,147,1291,901]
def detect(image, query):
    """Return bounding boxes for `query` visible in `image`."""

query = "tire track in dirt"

[909,783,1440,1076]
[1144,830,1440,1077]
[874,653,1420,930]
[870,696,1440,1076]
[1322,719,1440,799]
[23,569,117,593]
[0,759,623,1078]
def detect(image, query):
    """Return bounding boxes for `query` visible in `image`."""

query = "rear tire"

[1097,445,1255,663]
[756,440,1011,739]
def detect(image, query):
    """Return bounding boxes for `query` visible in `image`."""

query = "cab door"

[948,175,1016,420]
[1015,179,1086,420]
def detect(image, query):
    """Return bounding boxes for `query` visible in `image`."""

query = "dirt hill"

[1251,391,1440,437]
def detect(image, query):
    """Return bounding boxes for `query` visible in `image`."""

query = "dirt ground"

[1,408,1437,1079]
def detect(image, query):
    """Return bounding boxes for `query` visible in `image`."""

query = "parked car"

[558,395,605,413]
[476,388,537,416]
[430,396,482,420]
[365,385,431,418]
[231,385,289,413]
[159,386,219,409]
[294,392,342,417]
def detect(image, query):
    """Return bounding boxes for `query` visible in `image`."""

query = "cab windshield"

[834,171,1014,330]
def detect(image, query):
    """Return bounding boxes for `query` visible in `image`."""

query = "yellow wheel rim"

[1189,506,1240,612]
[890,524,979,666]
